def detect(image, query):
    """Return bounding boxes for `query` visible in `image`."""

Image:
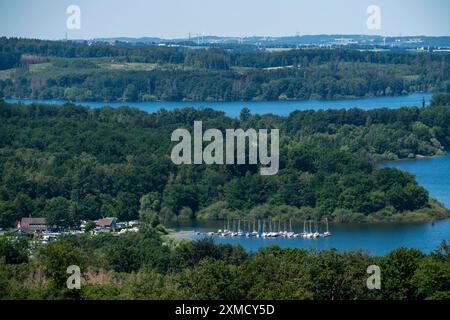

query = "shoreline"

[0,91,433,106]
[383,153,447,162]
[3,92,432,109]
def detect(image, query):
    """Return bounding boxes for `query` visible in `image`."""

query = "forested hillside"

[0,37,449,102]
[1,234,449,300]
[0,100,449,228]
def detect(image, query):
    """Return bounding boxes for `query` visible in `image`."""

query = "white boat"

[323,218,332,237]
[312,220,320,238]
[286,220,294,238]
[301,220,308,238]
[304,220,314,238]
[270,232,279,237]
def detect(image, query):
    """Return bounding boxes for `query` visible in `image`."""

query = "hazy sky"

[0,0,449,40]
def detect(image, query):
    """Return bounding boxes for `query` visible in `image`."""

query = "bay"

[381,154,450,210]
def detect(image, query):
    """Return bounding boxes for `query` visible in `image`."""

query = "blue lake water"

[4,93,449,255]
[169,218,450,256]
[5,93,432,117]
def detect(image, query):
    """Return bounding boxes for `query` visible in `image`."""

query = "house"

[18,217,47,232]
[95,218,117,230]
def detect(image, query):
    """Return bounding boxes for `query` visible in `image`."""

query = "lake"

[5,93,449,255]
[5,92,432,117]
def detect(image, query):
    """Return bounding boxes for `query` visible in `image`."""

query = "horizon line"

[3,33,450,42]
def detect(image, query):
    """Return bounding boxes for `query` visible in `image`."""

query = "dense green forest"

[0,100,449,228]
[1,228,449,300]
[0,37,449,101]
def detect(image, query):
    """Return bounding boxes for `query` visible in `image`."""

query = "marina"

[191,218,332,239]
[169,217,450,256]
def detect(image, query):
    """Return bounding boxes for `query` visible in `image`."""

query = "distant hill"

[87,34,450,49]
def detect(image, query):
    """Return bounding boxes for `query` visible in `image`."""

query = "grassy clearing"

[102,62,160,71]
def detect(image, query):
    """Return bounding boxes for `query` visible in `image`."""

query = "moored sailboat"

[323,217,331,237]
